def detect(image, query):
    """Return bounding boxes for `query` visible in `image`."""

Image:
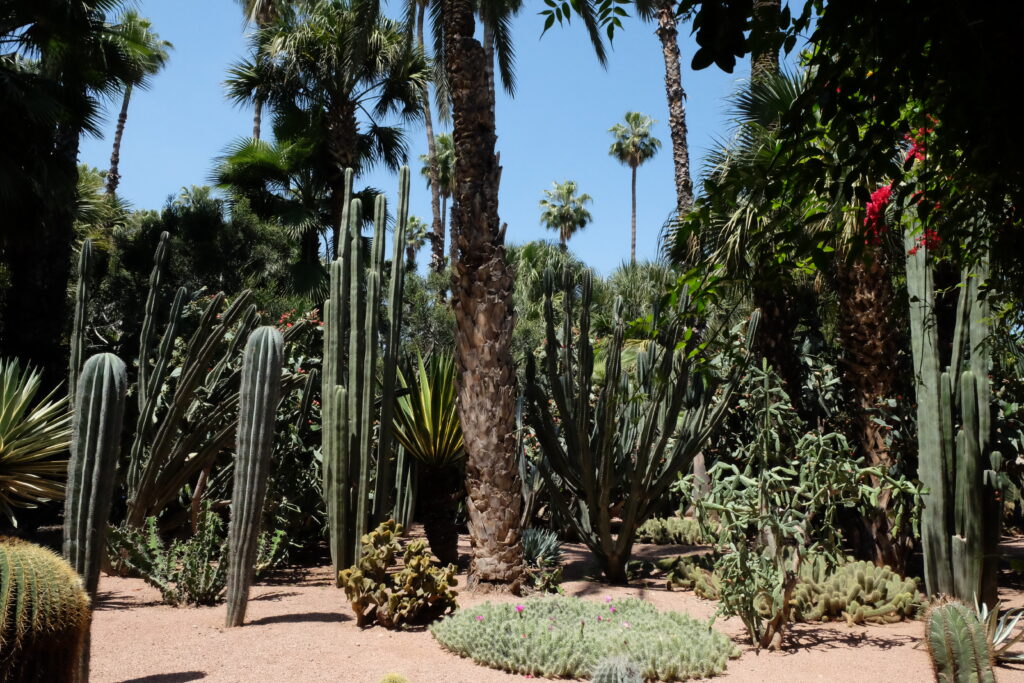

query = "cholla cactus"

[0,538,91,682]
[591,656,644,683]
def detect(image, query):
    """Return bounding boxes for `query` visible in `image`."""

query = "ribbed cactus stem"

[64,353,127,598]
[69,239,92,406]
[225,326,284,627]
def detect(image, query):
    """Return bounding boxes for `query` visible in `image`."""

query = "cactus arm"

[225,326,284,627]
[69,239,92,406]
[137,231,171,411]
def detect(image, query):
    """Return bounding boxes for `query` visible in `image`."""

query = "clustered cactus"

[430,594,738,681]
[591,656,644,683]
[1,538,91,683]
[323,168,410,580]
[925,601,996,683]
[659,555,721,600]
[790,560,922,625]
[905,234,1002,605]
[636,517,705,546]
[338,520,457,628]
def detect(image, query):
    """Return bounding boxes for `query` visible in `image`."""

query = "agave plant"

[392,353,464,566]
[976,599,1024,663]
[0,358,73,525]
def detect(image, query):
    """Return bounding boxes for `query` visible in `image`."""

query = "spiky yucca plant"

[393,353,464,565]
[0,358,73,525]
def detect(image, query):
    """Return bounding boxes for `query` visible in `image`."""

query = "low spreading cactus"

[378,675,409,683]
[339,520,458,628]
[591,655,644,683]
[791,560,922,624]
[636,517,705,546]
[659,555,721,600]
[430,595,738,681]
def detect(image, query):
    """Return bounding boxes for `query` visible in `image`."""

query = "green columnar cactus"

[926,602,996,683]
[905,228,1001,605]
[322,168,411,578]
[590,656,644,683]
[68,238,92,406]
[64,352,127,599]
[1,538,91,683]
[225,326,284,627]
[523,267,756,583]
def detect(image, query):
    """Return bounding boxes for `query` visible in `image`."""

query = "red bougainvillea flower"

[864,183,893,244]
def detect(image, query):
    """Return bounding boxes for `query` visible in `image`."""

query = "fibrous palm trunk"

[655,3,693,215]
[630,165,638,263]
[442,0,525,591]
[750,0,781,82]
[253,96,263,141]
[835,251,909,570]
[419,465,461,566]
[751,283,801,404]
[328,101,359,259]
[106,84,132,196]
[417,2,445,273]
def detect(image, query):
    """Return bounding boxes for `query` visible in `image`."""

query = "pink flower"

[609,606,616,613]
[475,615,484,622]
[604,596,613,603]
[515,605,525,613]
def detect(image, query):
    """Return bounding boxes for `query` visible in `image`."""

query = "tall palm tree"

[538,180,593,250]
[419,132,455,270]
[105,11,172,196]
[233,0,290,140]
[405,215,429,270]
[226,0,429,255]
[609,112,661,263]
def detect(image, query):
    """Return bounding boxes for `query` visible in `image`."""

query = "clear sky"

[77,1,756,277]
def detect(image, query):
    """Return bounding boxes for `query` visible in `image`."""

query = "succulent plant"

[591,656,644,683]
[1,538,91,683]
[636,516,705,546]
[925,601,996,683]
[790,560,922,625]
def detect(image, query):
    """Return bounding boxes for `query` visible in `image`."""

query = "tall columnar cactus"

[925,602,996,683]
[323,167,410,580]
[68,238,92,406]
[905,228,1001,605]
[225,326,284,627]
[1,538,91,683]
[523,267,757,583]
[64,352,128,599]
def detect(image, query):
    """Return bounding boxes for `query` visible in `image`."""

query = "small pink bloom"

[475,615,484,622]
[515,605,525,613]
[604,596,612,603]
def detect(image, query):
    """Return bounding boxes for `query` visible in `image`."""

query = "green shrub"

[107,503,285,606]
[430,595,738,681]
[791,560,922,624]
[338,520,458,628]
[636,517,705,545]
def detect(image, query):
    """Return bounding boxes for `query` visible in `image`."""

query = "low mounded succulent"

[791,560,922,625]
[636,517,706,546]
[591,655,645,683]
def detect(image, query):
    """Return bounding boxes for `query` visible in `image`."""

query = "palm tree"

[405,215,429,270]
[105,11,172,196]
[226,0,428,255]
[419,132,455,270]
[234,0,289,139]
[538,180,593,250]
[609,112,661,264]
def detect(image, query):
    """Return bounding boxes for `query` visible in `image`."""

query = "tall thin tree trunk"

[442,0,525,591]
[751,0,781,82]
[328,102,359,259]
[655,4,692,215]
[106,84,133,196]
[253,96,263,141]
[418,3,445,273]
[630,165,638,263]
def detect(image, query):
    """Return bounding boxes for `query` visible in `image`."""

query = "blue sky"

[78,1,756,277]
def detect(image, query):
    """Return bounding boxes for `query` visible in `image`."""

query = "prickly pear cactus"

[1,538,91,682]
[791,560,922,625]
[925,602,995,683]
[590,656,644,683]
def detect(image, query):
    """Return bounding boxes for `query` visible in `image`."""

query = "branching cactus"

[1,538,91,683]
[225,326,284,627]
[523,267,757,582]
[905,229,1002,605]
[925,602,996,683]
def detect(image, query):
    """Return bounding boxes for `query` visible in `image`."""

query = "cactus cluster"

[226,326,284,627]
[591,656,644,683]
[791,560,922,625]
[905,232,1002,604]
[925,601,996,683]
[338,520,457,628]
[431,595,738,681]
[323,168,410,580]
[1,538,91,682]
[659,554,721,599]
[636,516,705,546]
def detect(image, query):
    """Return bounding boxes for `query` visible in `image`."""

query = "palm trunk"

[751,0,781,82]
[328,101,359,258]
[418,466,461,566]
[418,3,446,273]
[630,165,638,263]
[253,96,263,141]
[751,283,801,404]
[835,251,909,570]
[442,0,525,591]
[106,84,133,196]
[655,4,693,215]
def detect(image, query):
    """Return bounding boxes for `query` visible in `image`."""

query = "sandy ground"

[91,536,1024,683]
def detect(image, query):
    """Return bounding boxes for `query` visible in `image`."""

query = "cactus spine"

[1,538,91,683]
[323,167,410,580]
[69,238,92,406]
[225,326,284,627]
[905,227,1001,605]
[925,602,996,683]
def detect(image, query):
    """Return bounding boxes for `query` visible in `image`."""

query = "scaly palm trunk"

[253,96,263,141]
[418,3,445,273]
[750,0,781,82]
[105,84,133,196]
[655,3,692,215]
[630,165,638,263]
[835,251,908,570]
[328,100,359,259]
[442,0,525,591]
[751,283,801,403]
